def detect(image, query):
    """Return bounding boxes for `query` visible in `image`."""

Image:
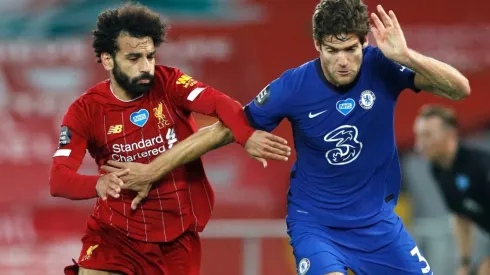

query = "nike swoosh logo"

[309,110,327,118]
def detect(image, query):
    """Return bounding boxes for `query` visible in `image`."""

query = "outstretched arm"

[102,122,290,209]
[409,50,470,100]
[371,4,470,100]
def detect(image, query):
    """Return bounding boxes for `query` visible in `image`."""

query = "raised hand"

[370,5,410,64]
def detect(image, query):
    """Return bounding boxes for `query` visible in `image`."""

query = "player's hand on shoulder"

[101,160,155,210]
[96,169,129,201]
[245,130,291,168]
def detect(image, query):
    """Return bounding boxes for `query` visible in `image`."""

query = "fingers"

[388,10,400,29]
[376,5,393,28]
[370,13,385,35]
[108,173,124,186]
[254,157,268,168]
[263,144,290,160]
[257,151,289,162]
[266,138,291,153]
[370,26,381,42]
[106,188,120,199]
[106,160,126,169]
[264,132,288,145]
[131,196,143,210]
[131,189,150,210]
[107,181,122,194]
[100,165,120,173]
[115,168,130,177]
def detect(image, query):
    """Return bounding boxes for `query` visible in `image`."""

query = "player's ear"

[101,52,114,71]
[362,36,369,48]
[313,39,321,52]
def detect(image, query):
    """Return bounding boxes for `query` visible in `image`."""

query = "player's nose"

[337,54,348,67]
[140,58,152,73]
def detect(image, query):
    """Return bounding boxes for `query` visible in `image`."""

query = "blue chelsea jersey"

[244,46,420,228]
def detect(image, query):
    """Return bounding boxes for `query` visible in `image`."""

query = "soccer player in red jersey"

[49,3,291,275]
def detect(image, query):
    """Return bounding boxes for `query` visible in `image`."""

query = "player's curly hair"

[92,3,167,63]
[313,0,370,44]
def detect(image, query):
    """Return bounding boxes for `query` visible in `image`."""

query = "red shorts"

[64,217,201,275]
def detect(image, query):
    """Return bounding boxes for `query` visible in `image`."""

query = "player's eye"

[128,57,138,61]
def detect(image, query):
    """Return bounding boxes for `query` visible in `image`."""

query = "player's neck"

[110,80,136,102]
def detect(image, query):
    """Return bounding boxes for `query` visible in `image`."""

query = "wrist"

[147,162,163,182]
[235,126,255,147]
[402,49,418,67]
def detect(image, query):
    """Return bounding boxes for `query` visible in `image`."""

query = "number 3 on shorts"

[410,246,431,274]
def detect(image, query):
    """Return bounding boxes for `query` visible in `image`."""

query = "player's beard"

[112,60,154,98]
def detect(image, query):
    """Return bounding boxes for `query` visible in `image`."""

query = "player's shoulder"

[154,65,196,87]
[270,59,316,93]
[362,45,385,65]
[67,80,110,112]
[459,145,490,168]
[154,65,187,78]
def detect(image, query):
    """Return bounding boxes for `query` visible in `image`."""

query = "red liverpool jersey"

[49,65,254,242]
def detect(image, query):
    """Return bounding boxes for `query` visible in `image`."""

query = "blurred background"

[0,0,489,274]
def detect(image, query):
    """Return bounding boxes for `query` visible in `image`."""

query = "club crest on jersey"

[336,98,355,116]
[298,258,310,275]
[455,174,470,191]
[359,90,376,110]
[153,102,170,129]
[130,109,149,127]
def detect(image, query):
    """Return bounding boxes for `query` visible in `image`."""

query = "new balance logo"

[107,125,123,134]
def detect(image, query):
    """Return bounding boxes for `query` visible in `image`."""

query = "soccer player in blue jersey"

[244,1,471,274]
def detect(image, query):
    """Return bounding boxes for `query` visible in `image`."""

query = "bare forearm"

[148,123,234,180]
[453,215,473,260]
[406,49,470,100]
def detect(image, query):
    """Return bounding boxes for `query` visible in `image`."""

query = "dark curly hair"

[92,2,167,63]
[313,0,370,45]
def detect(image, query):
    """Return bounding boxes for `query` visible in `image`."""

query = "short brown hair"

[92,3,167,63]
[312,0,370,44]
[418,104,458,129]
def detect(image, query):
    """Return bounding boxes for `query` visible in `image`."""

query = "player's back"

[68,65,214,243]
[245,46,420,229]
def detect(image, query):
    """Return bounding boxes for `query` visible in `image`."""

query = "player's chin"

[335,76,355,86]
[129,84,152,96]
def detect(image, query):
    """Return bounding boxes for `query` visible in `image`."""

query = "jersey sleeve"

[168,69,254,147]
[49,99,99,200]
[374,48,421,96]
[243,76,289,132]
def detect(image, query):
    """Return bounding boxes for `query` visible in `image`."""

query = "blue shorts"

[287,213,433,275]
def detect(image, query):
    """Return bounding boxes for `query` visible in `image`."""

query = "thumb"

[131,195,143,210]
[254,157,267,168]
